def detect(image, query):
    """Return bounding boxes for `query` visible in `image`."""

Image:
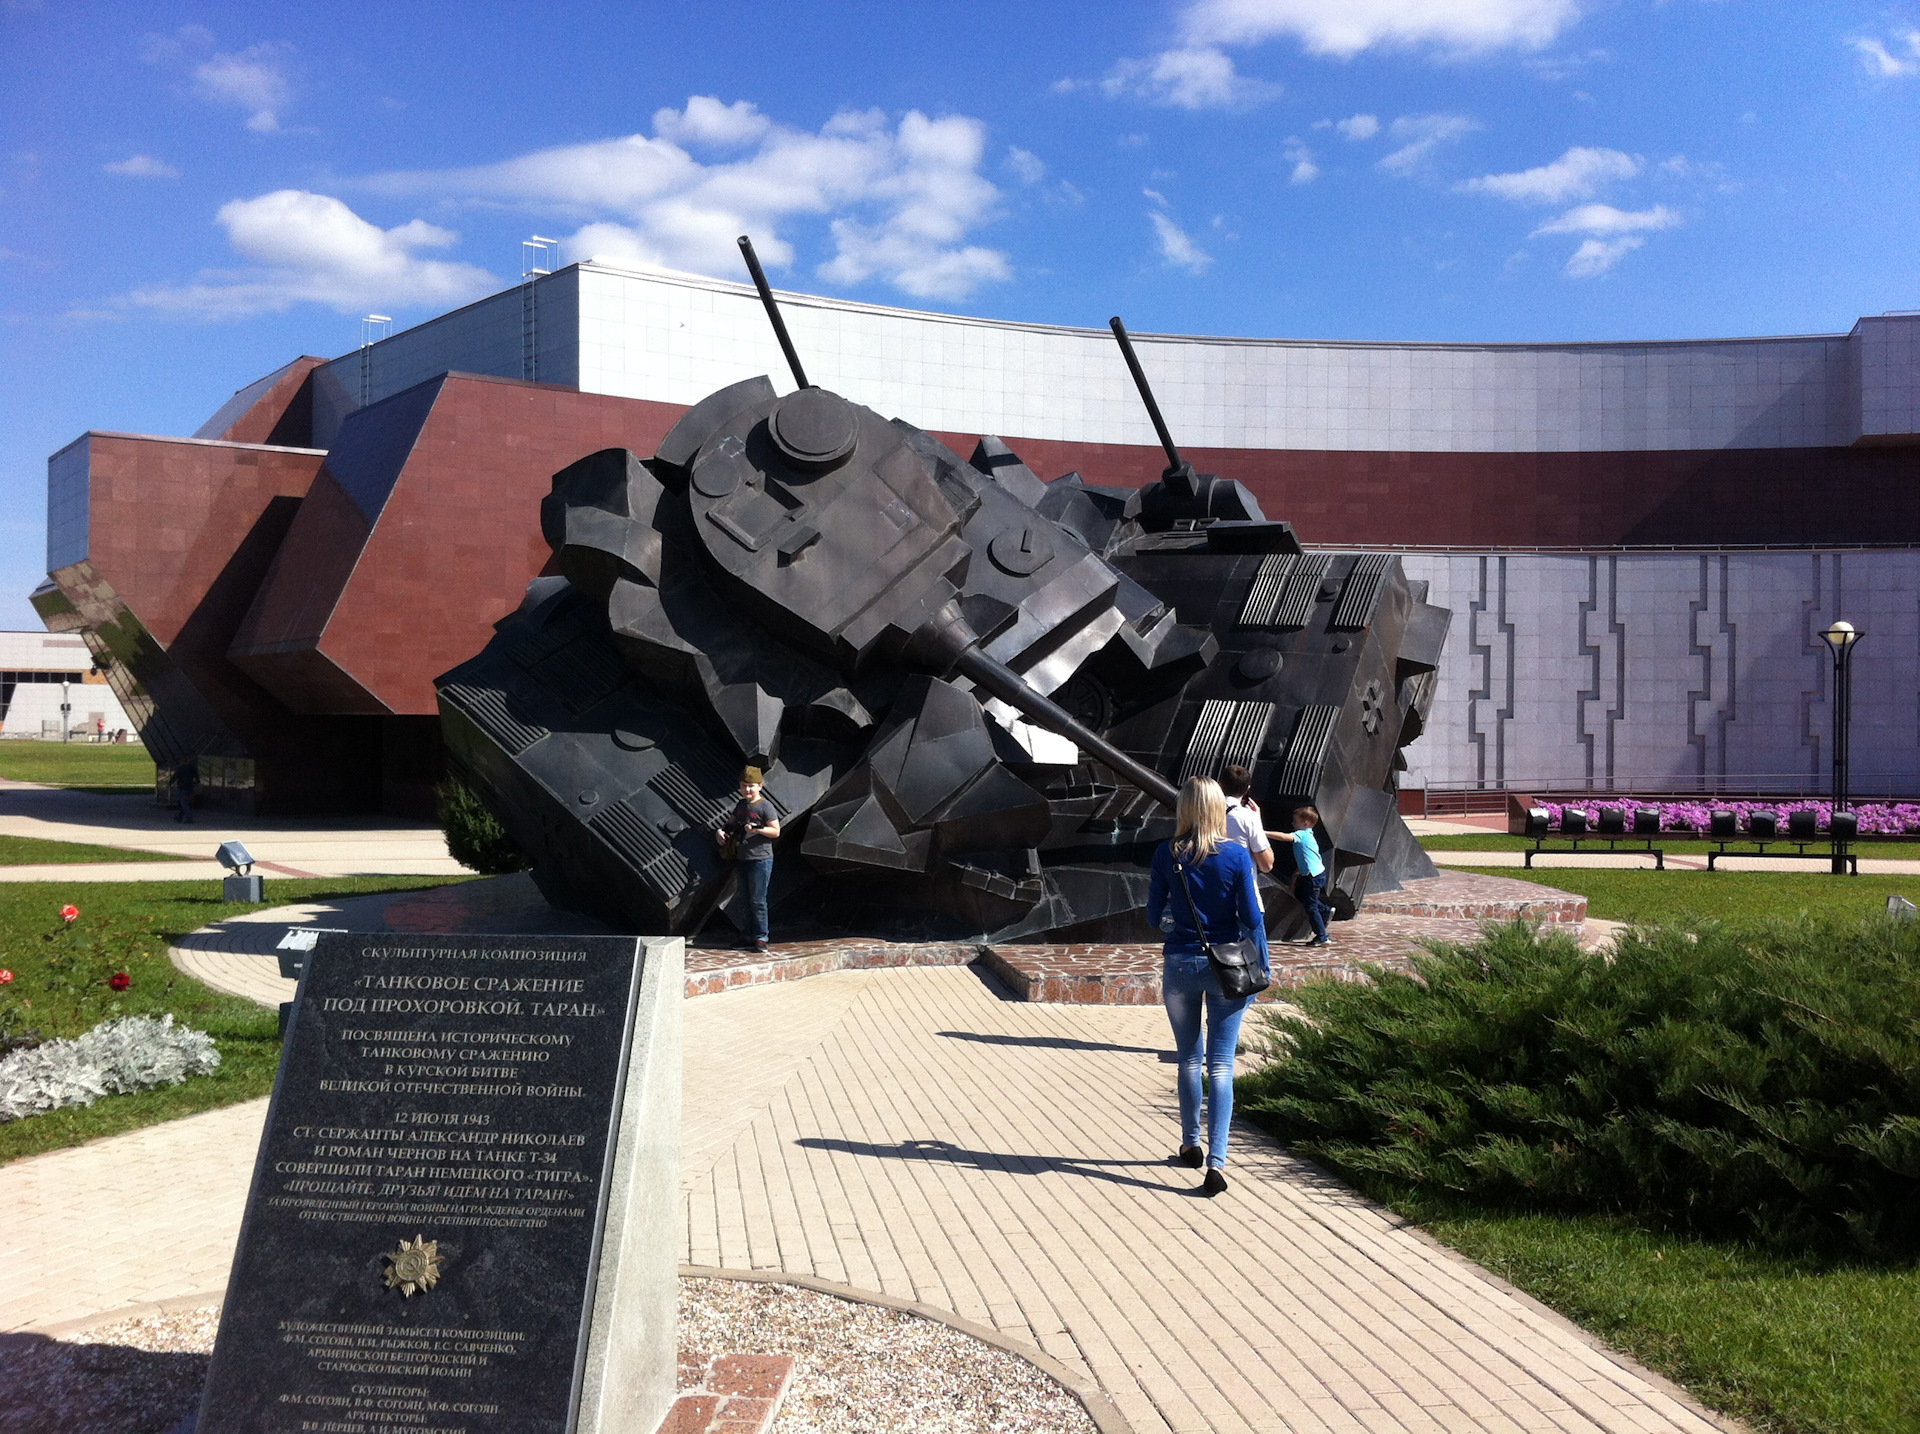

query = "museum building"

[36,260,1920,812]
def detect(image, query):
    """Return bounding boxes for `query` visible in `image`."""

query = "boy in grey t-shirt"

[716,766,781,952]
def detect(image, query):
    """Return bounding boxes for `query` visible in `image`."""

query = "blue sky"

[3,0,1917,628]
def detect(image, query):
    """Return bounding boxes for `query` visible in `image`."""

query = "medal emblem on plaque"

[381,1234,444,1297]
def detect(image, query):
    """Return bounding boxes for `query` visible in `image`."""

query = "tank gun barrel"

[1109,316,1186,477]
[737,235,811,391]
[952,647,1179,810]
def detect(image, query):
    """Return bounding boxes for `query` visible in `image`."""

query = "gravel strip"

[0,1280,1096,1434]
[682,1277,1095,1434]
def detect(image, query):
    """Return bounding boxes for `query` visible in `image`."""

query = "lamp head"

[1820,619,1863,652]
[216,840,254,875]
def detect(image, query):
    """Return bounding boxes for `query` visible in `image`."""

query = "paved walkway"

[5,963,1730,1433]
[0,782,463,878]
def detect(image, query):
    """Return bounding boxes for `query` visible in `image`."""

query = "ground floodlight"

[1710,810,1737,839]
[1889,895,1916,921]
[216,840,254,875]
[1750,812,1779,840]
[1560,808,1589,835]
[1633,808,1660,835]
[1525,807,1550,837]
[1831,811,1859,840]
[1787,810,1818,840]
[1597,806,1626,835]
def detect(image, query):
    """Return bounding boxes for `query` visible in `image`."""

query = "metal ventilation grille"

[589,801,693,901]
[1178,700,1275,783]
[1238,554,1297,627]
[1277,705,1340,796]
[1273,554,1332,628]
[1331,553,1392,631]
[648,763,734,826]
[440,683,549,755]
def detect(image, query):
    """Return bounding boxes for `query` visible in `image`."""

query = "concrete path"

[0,782,464,878]
[5,962,1730,1433]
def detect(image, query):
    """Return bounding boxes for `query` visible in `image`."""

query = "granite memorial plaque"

[197,932,682,1434]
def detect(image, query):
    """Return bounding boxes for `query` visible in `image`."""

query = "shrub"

[1240,917,1920,1256]
[0,1013,220,1122]
[436,777,529,875]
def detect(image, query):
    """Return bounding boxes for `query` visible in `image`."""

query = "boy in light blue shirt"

[1271,804,1330,946]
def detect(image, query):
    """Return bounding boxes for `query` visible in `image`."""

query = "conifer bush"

[1241,918,1920,1255]
[436,777,529,875]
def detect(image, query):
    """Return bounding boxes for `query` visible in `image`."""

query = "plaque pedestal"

[196,933,683,1434]
[575,937,681,1434]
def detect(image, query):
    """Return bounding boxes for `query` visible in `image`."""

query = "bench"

[1702,809,1859,873]
[1520,806,1667,869]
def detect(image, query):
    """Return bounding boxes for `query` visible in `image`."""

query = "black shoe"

[753,939,770,954]
[1178,1145,1204,1168]
[1202,1168,1228,1196]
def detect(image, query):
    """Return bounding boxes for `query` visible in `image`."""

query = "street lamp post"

[1820,620,1864,875]
[59,679,70,744]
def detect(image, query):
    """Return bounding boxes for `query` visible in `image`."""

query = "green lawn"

[1272,867,1920,1433]
[0,876,473,1164]
[1452,865,1920,925]
[0,739,157,789]
[1420,1209,1920,1434]
[0,834,187,866]
[1424,831,1920,861]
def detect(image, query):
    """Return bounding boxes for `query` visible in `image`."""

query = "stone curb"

[681,1265,1135,1434]
[30,1288,231,1338]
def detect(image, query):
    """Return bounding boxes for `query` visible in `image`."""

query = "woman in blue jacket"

[1147,776,1271,1195]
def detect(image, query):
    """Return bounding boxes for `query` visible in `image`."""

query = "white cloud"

[1526,203,1679,277]
[1180,0,1581,58]
[1098,46,1279,108]
[1334,113,1380,140]
[363,100,1011,302]
[1531,202,1680,237]
[1283,137,1318,183]
[1148,208,1212,273]
[1562,237,1641,277]
[1378,114,1481,175]
[1007,147,1047,184]
[651,95,772,148]
[125,190,495,319]
[1849,29,1920,77]
[103,155,179,178]
[192,42,293,132]
[1458,145,1638,203]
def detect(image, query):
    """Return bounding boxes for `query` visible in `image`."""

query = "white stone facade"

[308,262,1918,455]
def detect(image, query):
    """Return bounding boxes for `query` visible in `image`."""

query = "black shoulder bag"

[1172,849,1272,1001]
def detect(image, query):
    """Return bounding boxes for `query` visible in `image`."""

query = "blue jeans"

[1162,951,1256,1169]
[737,858,772,944]
[1293,873,1328,942]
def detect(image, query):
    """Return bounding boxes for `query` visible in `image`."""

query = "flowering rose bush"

[1533,799,1920,835]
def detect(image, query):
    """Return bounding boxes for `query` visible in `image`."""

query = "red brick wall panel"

[214,356,326,447]
[926,433,1920,547]
[310,376,685,714]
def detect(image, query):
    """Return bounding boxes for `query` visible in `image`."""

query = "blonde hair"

[1174,777,1228,862]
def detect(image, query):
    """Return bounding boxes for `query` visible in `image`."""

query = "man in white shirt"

[1217,765,1274,901]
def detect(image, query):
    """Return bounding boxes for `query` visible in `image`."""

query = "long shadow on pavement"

[934,1030,1172,1059]
[795,1136,1212,1195]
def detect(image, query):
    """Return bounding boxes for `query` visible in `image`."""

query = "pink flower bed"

[1535,799,1920,835]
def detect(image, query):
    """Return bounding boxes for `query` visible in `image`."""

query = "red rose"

[60,904,79,924]
[108,971,131,991]
[0,969,12,984]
